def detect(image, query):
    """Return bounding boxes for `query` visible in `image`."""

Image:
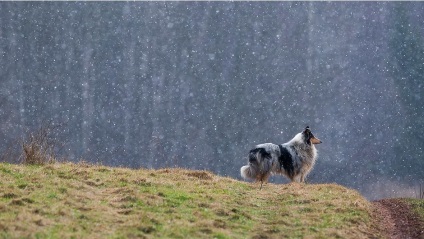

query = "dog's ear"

[305,127,322,144]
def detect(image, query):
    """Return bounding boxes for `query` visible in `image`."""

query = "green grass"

[402,198,424,221]
[0,162,380,238]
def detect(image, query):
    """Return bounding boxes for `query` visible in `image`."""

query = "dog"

[240,126,321,188]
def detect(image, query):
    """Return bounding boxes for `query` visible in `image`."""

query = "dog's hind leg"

[258,173,265,190]
[292,175,302,183]
[259,172,271,190]
[299,174,305,183]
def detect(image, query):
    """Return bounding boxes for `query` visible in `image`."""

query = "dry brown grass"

[0,162,382,238]
[20,122,63,165]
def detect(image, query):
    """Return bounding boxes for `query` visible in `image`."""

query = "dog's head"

[303,126,322,145]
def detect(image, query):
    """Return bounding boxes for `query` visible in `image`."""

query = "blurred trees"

[389,3,424,181]
[0,2,423,198]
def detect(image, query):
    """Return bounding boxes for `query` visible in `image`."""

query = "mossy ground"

[0,162,380,239]
[403,198,424,219]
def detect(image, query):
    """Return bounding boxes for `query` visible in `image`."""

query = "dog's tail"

[240,164,258,180]
[240,148,264,181]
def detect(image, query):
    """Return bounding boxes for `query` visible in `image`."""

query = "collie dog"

[240,126,321,187]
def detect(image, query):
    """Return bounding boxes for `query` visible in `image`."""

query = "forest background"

[0,2,423,199]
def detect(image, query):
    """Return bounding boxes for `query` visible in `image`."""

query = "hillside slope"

[0,163,380,239]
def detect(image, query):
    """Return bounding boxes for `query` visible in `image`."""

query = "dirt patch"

[372,199,424,239]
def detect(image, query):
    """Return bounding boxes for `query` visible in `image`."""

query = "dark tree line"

[0,2,423,199]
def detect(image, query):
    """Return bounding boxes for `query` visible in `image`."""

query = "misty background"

[0,2,423,200]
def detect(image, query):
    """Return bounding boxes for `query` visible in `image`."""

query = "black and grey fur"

[240,126,322,187]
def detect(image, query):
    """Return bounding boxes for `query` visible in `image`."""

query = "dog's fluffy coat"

[240,126,321,185]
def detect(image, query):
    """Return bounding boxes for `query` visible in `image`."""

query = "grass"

[20,122,62,165]
[0,162,380,239]
[402,198,424,222]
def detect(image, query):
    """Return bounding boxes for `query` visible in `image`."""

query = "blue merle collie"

[240,126,321,188]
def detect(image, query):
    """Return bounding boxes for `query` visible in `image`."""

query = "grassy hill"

[0,162,381,239]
